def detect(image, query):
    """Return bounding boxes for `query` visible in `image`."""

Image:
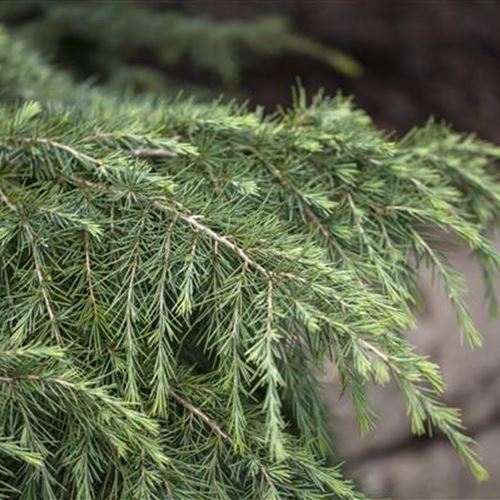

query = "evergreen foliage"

[0,15,499,500]
[0,1,361,94]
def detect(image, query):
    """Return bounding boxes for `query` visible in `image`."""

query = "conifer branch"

[65,173,279,280]
[252,146,336,241]
[0,23,497,496]
[0,186,61,344]
[0,373,74,388]
[0,186,17,212]
[26,227,62,345]
[169,390,232,444]
[84,231,98,319]
[19,137,103,165]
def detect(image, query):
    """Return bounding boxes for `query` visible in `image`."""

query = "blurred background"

[2,1,499,497]
[173,0,500,143]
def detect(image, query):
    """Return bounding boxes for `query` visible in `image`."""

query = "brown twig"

[0,374,74,388]
[84,232,98,319]
[169,390,232,444]
[21,137,103,165]
[130,148,177,159]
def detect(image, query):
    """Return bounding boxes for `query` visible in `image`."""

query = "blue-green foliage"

[0,23,498,500]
